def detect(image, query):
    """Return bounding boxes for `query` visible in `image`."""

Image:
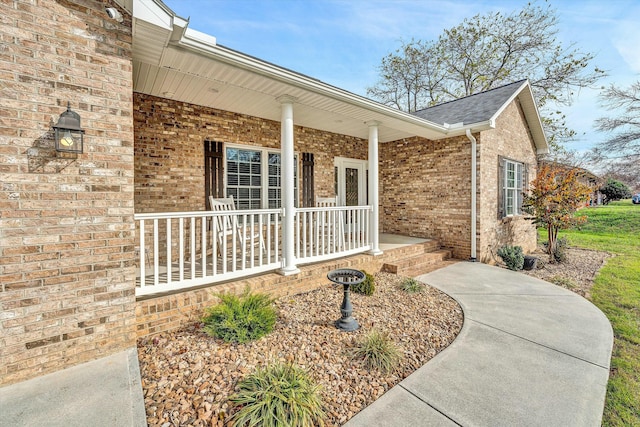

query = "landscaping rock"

[138,272,463,426]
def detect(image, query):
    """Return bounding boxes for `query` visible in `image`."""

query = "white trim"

[334,157,368,206]
[224,142,299,209]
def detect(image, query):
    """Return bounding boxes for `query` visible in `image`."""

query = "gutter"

[466,129,477,261]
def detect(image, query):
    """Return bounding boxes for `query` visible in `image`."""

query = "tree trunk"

[547,224,557,263]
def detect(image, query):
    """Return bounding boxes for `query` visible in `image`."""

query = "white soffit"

[130,0,449,143]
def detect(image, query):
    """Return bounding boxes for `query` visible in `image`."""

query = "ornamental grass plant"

[349,329,401,373]
[229,362,325,427]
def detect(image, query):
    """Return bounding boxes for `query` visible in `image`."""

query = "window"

[502,159,525,216]
[225,146,297,209]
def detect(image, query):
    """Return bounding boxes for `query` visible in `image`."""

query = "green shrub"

[351,271,375,296]
[554,237,568,263]
[349,329,401,373]
[497,245,524,271]
[543,236,569,263]
[399,277,424,293]
[202,290,276,343]
[229,362,325,427]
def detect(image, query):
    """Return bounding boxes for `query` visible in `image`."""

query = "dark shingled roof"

[413,80,528,125]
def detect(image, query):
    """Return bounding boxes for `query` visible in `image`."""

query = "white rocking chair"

[315,196,345,250]
[209,196,264,256]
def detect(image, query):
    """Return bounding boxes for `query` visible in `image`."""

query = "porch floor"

[379,233,428,250]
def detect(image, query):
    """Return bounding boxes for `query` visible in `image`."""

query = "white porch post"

[367,121,383,255]
[278,95,300,275]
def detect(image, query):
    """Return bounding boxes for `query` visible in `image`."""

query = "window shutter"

[302,153,314,208]
[497,156,505,219]
[204,140,224,210]
[520,163,529,214]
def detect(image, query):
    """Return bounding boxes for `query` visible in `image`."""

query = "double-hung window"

[226,146,297,210]
[503,159,525,216]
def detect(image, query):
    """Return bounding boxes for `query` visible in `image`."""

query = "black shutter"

[302,153,314,208]
[204,140,224,210]
[520,163,529,214]
[497,156,505,219]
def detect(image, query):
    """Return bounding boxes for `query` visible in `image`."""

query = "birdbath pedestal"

[327,268,365,332]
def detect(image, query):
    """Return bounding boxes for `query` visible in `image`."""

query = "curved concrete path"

[346,262,613,427]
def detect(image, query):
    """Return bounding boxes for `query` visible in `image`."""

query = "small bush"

[550,275,577,289]
[349,329,401,373]
[229,362,325,427]
[497,245,524,271]
[543,236,569,263]
[351,271,375,296]
[399,277,424,293]
[202,290,276,343]
[554,237,568,263]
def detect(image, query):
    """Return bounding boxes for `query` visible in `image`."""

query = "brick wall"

[133,93,368,214]
[0,0,135,385]
[380,99,539,262]
[477,100,538,262]
[380,135,472,259]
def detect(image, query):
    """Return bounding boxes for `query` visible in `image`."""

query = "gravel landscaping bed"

[522,246,610,298]
[137,271,463,426]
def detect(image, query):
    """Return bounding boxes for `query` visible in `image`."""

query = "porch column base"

[279,266,301,276]
[368,249,383,256]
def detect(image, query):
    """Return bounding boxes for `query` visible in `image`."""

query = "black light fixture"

[53,102,84,154]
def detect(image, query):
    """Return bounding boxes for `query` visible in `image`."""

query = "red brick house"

[0,0,547,385]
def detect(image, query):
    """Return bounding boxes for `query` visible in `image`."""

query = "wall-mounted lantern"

[53,102,84,154]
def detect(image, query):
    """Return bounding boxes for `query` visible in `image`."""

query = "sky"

[162,0,640,154]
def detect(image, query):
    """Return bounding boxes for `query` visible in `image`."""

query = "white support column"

[278,95,300,275]
[367,121,383,255]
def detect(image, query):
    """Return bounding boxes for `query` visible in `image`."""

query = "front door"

[334,157,367,206]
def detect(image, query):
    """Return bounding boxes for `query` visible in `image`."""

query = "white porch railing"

[135,209,281,296]
[134,205,371,296]
[295,205,371,264]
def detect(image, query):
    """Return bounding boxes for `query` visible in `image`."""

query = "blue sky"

[162,0,640,153]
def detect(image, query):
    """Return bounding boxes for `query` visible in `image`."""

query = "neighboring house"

[539,160,604,206]
[0,0,548,386]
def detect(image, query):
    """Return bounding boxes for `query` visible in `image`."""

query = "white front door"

[334,157,368,206]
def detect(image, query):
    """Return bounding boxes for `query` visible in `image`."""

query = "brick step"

[383,239,441,260]
[382,249,451,277]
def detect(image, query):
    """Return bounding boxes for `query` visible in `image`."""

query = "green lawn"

[558,200,640,426]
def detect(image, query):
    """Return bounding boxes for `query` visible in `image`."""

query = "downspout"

[466,129,477,261]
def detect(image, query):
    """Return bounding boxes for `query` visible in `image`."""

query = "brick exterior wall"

[477,100,538,262]
[0,0,135,386]
[380,100,538,262]
[133,93,368,214]
[380,135,472,259]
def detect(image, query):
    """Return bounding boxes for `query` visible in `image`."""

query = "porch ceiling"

[129,1,457,143]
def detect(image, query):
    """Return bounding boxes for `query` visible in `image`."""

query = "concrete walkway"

[0,348,146,427]
[346,262,613,427]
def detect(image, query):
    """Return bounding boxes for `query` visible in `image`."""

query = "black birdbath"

[327,268,365,331]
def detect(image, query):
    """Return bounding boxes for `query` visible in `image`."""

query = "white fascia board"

[443,120,495,138]
[488,80,549,155]
[134,0,174,29]
[172,36,448,134]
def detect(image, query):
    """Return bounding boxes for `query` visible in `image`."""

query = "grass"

[550,200,640,426]
[399,277,425,293]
